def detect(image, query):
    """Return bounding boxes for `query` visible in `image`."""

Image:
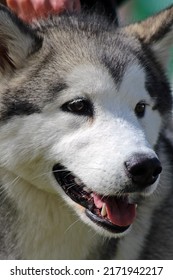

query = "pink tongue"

[93,194,136,227]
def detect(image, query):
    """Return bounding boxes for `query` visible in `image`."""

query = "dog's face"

[0,6,172,237]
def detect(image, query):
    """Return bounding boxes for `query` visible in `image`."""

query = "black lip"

[85,209,130,233]
[53,163,131,234]
[53,164,93,210]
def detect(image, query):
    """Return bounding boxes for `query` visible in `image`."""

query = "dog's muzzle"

[52,164,137,234]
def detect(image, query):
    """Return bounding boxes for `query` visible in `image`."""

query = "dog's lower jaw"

[1,168,158,259]
[52,164,137,236]
[1,170,101,259]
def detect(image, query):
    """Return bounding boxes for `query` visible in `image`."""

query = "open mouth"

[53,164,136,234]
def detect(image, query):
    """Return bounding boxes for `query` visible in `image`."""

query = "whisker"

[64,218,81,234]
[0,176,21,204]
[1,176,20,189]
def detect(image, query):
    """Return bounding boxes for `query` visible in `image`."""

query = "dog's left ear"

[124,5,173,68]
[0,5,42,74]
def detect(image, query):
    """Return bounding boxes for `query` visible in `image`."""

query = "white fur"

[0,169,99,259]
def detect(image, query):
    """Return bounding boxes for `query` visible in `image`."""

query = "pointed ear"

[124,5,173,68]
[0,5,42,74]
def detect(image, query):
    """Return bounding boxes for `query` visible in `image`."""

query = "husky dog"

[0,4,173,259]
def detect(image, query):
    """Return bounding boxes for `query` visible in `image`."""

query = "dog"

[0,4,173,259]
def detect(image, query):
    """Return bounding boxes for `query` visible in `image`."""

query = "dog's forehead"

[47,27,144,87]
[66,61,146,99]
[44,20,140,71]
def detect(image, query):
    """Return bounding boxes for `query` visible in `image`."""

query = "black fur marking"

[159,127,173,167]
[145,72,172,115]
[140,129,173,259]
[131,40,172,115]
[145,69,172,115]
[100,32,137,87]
[102,54,126,86]
[1,96,41,121]
[0,42,16,72]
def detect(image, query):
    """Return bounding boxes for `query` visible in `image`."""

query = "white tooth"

[101,203,107,217]
[135,204,138,208]
[83,187,90,193]
[74,177,82,185]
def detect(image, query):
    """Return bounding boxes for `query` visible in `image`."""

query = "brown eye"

[135,102,146,118]
[61,98,93,117]
[67,100,84,112]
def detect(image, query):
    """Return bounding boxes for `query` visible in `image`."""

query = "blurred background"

[119,0,173,83]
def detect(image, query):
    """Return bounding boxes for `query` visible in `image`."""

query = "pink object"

[6,0,81,22]
[93,193,136,227]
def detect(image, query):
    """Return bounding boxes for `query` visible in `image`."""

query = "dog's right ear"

[124,5,173,69]
[0,5,42,75]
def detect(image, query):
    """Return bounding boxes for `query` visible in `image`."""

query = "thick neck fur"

[0,169,100,259]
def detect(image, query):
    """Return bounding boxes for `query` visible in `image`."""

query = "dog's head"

[0,5,172,237]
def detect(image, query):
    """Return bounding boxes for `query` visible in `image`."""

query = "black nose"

[125,153,162,187]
